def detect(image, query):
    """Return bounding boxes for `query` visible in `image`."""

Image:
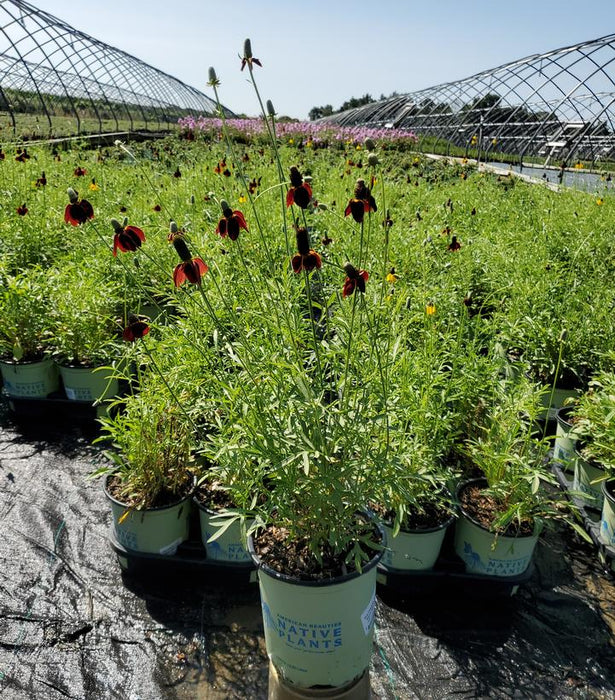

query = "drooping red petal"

[227,218,240,241]
[184,258,208,284]
[360,270,369,282]
[286,189,295,208]
[293,185,311,209]
[291,254,302,273]
[233,211,248,230]
[342,278,356,298]
[173,264,187,287]
[303,251,322,272]
[216,218,228,237]
[125,225,145,243]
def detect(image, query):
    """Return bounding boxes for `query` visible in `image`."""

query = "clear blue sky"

[31,0,615,119]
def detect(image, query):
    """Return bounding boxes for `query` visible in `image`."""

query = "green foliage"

[572,367,615,473]
[0,266,55,361]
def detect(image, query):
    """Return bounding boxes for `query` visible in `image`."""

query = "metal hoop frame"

[0,0,231,138]
[321,34,615,167]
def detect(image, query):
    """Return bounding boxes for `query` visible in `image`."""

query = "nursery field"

[2,122,615,698]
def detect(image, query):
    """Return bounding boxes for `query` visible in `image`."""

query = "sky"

[29,0,615,120]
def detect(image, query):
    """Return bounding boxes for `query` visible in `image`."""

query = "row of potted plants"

[3,41,615,692]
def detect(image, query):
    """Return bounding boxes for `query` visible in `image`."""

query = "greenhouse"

[1,2,615,699]
[320,33,615,169]
[0,0,228,139]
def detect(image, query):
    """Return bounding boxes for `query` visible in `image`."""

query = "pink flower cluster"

[177,116,417,145]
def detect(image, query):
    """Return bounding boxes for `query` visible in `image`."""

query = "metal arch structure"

[0,0,231,138]
[320,34,615,168]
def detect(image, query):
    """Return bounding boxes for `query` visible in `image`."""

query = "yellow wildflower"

[596,198,604,205]
[386,269,398,284]
[239,194,247,203]
[426,303,436,316]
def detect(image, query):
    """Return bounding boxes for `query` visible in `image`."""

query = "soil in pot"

[253,518,382,582]
[454,479,540,577]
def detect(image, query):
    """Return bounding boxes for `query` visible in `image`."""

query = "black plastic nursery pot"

[248,526,383,691]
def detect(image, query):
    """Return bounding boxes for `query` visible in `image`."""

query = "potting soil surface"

[1,405,615,699]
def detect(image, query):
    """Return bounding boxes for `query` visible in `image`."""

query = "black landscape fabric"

[1,403,615,699]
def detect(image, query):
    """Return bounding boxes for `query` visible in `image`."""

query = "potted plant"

[93,386,195,555]
[47,261,122,402]
[372,448,455,572]
[569,370,615,537]
[455,379,585,577]
[0,266,59,398]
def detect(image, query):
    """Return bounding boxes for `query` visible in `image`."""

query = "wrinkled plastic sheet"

[1,402,614,699]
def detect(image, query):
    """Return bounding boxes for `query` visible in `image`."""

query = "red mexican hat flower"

[64,188,94,226]
[286,166,312,209]
[216,201,248,241]
[16,203,28,216]
[342,262,369,298]
[35,172,47,187]
[291,227,321,273]
[170,230,208,286]
[240,38,262,71]
[344,179,377,223]
[111,218,146,256]
[74,166,87,177]
[448,236,462,252]
[122,314,150,342]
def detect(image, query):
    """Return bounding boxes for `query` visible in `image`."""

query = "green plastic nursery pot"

[573,449,605,511]
[600,481,615,547]
[59,364,119,402]
[0,357,59,398]
[539,386,579,421]
[105,475,191,555]
[553,406,579,474]
[194,500,252,563]
[248,528,383,690]
[381,512,454,571]
[454,479,541,577]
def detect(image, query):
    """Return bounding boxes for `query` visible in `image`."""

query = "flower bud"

[110,218,123,233]
[343,262,359,279]
[266,100,276,117]
[220,199,230,212]
[67,187,78,203]
[208,66,219,86]
[296,227,311,255]
[243,38,253,59]
[190,195,195,205]
[169,221,179,234]
[367,153,379,167]
[364,137,376,151]
[172,236,192,262]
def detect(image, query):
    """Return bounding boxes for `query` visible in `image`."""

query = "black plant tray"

[109,529,257,585]
[377,526,534,598]
[5,391,105,420]
[551,461,615,573]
